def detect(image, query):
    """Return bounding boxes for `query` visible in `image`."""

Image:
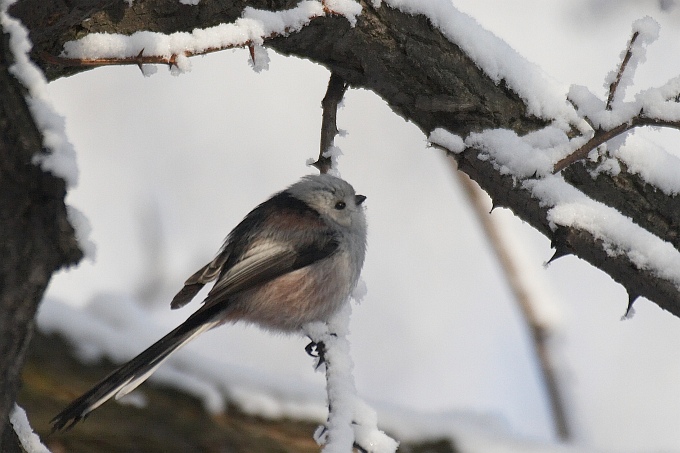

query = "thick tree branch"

[0,26,82,444]
[9,0,680,318]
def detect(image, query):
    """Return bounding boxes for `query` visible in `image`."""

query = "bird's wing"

[204,236,338,304]
[170,249,231,309]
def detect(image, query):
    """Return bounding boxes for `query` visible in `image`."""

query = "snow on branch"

[10,405,51,453]
[1,0,78,186]
[1,0,96,258]
[525,175,680,294]
[305,303,398,453]
[554,17,680,173]
[431,126,680,310]
[44,1,361,73]
[376,0,580,127]
[605,17,660,110]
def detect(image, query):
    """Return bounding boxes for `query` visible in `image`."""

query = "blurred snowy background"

[39,0,680,451]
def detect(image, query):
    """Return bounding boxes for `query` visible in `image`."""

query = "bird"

[50,173,367,432]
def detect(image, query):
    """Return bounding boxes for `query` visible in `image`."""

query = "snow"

[1,0,78,187]
[603,16,660,109]
[66,206,97,260]
[60,1,364,67]
[613,133,680,195]
[465,127,574,179]
[305,303,398,452]
[525,175,680,289]
[10,405,51,453]
[568,84,640,130]
[248,44,270,73]
[324,0,363,27]
[376,0,584,130]
[636,75,680,121]
[429,128,466,154]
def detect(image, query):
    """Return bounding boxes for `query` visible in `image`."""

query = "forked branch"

[553,116,680,173]
[553,25,680,174]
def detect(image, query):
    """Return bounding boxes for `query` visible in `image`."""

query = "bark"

[0,23,82,446]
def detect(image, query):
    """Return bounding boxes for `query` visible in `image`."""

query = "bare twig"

[553,116,680,173]
[312,73,348,174]
[606,31,640,110]
[452,168,571,441]
[553,122,629,173]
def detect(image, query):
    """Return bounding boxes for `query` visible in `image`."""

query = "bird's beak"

[355,195,367,205]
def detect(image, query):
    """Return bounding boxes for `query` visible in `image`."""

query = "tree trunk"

[0,26,82,445]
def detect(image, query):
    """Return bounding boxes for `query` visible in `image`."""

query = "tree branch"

[10,0,680,316]
[454,169,571,440]
[553,116,680,173]
[0,23,82,444]
[312,72,348,174]
[606,31,639,110]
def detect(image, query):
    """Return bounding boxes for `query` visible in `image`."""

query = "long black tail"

[50,304,223,432]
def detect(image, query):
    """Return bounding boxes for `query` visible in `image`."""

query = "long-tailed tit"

[51,174,367,431]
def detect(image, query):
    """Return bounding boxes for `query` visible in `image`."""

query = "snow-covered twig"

[41,1,361,73]
[605,31,640,110]
[554,17,680,173]
[553,111,680,174]
[305,68,394,451]
[305,304,398,453]
[10,405,51,453]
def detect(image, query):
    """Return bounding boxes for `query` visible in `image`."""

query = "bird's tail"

[50,305,223,432]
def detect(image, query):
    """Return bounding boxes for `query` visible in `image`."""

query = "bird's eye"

[334,201,346,210]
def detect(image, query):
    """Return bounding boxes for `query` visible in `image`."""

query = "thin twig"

[553,123,630,173]
[41,45,233,69]
[39,3,352,72]
[312,73,348,174]
[552,116,680,173]
[606,31,639,110]
[452,168,572,441]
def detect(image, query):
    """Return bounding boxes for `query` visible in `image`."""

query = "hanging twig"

[452,167,572,441]
[312,73,348,174]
